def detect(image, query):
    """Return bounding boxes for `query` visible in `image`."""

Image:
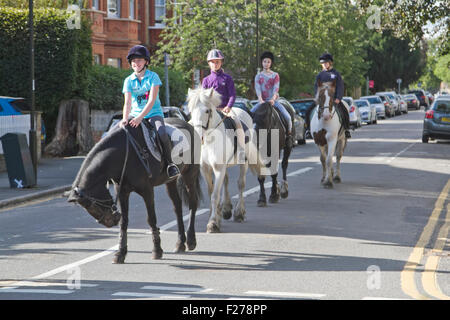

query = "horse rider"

[251,51,293,147]
[305,53,351,139]
[202,49,246,161]
[120,44,181,178]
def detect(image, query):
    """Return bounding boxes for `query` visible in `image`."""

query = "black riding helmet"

[260,51,275,65]
[127,45,150,65]
[319,53,333,63]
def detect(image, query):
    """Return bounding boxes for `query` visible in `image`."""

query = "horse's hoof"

[174,241,186,253]
[280,190,288,199]
[223,210,232,220]
[206,222,220,233]
[152,249,163,260]
[322,181,333,188]
[269,194,280,203]
[187,240,197,251]
[257,200,267,207]
[333,176,342,183]
[112,254,126,264]
[234,214,245,223]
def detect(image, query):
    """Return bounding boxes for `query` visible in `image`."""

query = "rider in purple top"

[202,49,236,111]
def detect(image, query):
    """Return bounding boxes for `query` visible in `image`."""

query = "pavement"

[0,156,85,209]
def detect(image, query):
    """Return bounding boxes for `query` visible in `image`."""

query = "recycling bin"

[0,133,36,188]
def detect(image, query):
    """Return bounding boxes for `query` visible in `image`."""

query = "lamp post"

[29,0,37,182]
[256,0,260,74]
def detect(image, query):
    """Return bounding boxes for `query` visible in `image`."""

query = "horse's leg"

[280,146,292,199]
[112,189,130,264]
[333,137,346,183]
[323,139,337,188]
[269,173,280,203]
[143,187,163,259]
[233,163,247,222]
[184,171,200,251]
[165,180,186,253]
[201,164,214,217]
[207,167,226,233]
[320,146,327,183]
[257,175,267,207]
[222,171,233,220]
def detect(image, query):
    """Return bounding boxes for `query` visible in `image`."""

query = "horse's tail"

[176,169,203,207]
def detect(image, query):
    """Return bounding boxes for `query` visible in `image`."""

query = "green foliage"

[84,65,189,111]
[412,40,444,92]
[0,7,92,139]
[434,54,450,84]
[158,0,369,99]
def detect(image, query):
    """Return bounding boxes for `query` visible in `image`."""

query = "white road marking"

[141,285,212,293]
[245,290,326,299]
[0,289,73,295]
[112,292,189,299]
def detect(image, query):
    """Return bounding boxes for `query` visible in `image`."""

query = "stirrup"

[167,163,180,178]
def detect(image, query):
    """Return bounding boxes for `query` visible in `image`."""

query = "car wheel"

[422,134,429,143]
[298,138,306,145]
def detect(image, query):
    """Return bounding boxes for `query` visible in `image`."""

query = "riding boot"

[159,133,181,178]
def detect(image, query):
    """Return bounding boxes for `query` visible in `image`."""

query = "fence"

[0,115,30,154]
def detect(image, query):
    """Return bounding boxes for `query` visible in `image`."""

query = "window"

[93,54,102,65]
[129,0,135,19]
[107,0,121,18]
[107,58,121,68]
[155,0,166,25]
[92,0,99,10]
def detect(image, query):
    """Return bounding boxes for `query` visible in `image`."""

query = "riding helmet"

[207,49,225,62]
[319,53,333,63]
[260,51,275,63]
[127,45,150,64]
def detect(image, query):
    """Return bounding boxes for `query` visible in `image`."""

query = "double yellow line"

[401,179,450,300]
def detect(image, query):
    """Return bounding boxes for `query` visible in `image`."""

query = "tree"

[434,54,450,84]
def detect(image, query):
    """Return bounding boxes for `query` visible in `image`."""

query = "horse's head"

[315,80,336,121]
[187,87,222,142]
[68,184,121,228]
[252,101,273,132]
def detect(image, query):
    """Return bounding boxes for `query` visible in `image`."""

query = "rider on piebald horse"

[305,53,351,139]
[120,44,180,178]
[251,51,294,147]
[202,49,246,160]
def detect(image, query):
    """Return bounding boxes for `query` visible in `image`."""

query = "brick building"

[83,0,169,69]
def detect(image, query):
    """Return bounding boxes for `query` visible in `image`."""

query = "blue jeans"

[251,100,292,132]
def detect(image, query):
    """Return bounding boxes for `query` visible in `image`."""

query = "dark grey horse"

[67,118,202,264]
[252,102,294,206]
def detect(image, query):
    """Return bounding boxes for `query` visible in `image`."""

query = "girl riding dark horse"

[67,118,202,264]
[252,101,294,206]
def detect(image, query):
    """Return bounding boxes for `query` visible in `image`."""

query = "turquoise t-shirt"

[122,69,163,118]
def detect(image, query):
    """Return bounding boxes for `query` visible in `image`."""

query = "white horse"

[187,87,262,233]
[310,80,347,188]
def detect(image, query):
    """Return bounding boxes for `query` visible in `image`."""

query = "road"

[0,109,449,302]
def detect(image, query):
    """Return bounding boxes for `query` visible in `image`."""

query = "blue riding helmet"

[127,45,150,64]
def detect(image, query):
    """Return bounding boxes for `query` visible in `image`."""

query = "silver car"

[422,97,450,143]
[355,99,377,124]
[377,91,400,115]
[360,95,386,119]
[402,94,420,110]
[343,96,362,128]
[279,98,306,145]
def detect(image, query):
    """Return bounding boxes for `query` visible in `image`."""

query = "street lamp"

[29,0,37,182]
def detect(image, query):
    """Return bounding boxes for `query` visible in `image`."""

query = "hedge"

[0,7,92,139]
[85,64,189,111]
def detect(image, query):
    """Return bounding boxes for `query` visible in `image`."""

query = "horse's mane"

[187,87,222,113]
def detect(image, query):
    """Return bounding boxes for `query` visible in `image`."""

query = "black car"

[408,89,430,108]
[289,99,315,120]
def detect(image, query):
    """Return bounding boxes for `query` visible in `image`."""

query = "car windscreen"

[433,100,450,114]
[355,101,368,108]
[10,99,31,112]
[291,101,314,111]
[362,97,382,104]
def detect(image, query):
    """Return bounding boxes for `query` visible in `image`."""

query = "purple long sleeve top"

[202,69,236,108]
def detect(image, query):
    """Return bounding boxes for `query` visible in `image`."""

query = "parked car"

[354,99,377,124]
[422,97,450,143]
[425,91,434,105]
[342,96,362,128]
[402,94,420,110]
[376,92,399,115]
[360,95,386,119]
[408,89,430,109]
[233,97,253,114]
[101,107,189,139]
[250,100,259,107]
[289,98,315,120]
[278,98,306,145]
[398,95,408,114]
[0,96,46,147]
[376,94,395,117]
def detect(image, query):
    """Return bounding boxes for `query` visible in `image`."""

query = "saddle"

[217,110,250,154]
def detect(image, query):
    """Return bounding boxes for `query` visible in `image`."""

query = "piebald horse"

[187,87,262,233]
[310,80,347,188]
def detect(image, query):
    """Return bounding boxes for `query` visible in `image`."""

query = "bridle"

[317,86,336,120]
